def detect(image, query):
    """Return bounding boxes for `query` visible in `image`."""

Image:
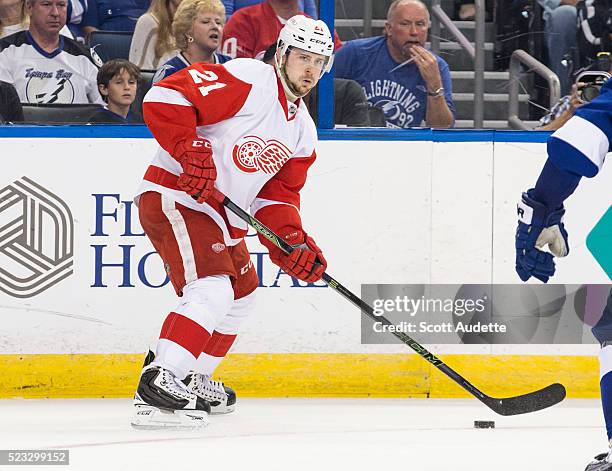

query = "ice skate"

[131,365,211,429]
[183,372,236,414]
[142,349,236,414]
[586,449,612,471]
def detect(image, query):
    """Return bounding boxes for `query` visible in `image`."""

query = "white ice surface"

[0,398,606,471]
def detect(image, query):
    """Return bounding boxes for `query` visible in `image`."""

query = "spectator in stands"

[0,0,28,38]
[221,0,341,60]
[0,80,23,121]
[81,0,149,37]
[65,0,87,40]
[222,0,315,20]
[154,0,230,82]
[129,0,180,69]
[493,0,530,71]
[537,81,583,130]
[537,61,612,130]
[262,42,371,126]
[1,0,75,38]
[334,0,454,128]
[454,0,492,21]
[576,0,612,68]
[88,58,139,122]
[0,0,103,104]
[538,0,578,96]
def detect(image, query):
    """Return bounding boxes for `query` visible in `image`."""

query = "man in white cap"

[131,14,333,429]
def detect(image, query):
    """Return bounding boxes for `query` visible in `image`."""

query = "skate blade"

[131,405,209,430]
[210,404,235,415]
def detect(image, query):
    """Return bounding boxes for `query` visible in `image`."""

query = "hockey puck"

[474,420,495,429]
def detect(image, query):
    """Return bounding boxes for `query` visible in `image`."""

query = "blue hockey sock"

[599,346,612,441]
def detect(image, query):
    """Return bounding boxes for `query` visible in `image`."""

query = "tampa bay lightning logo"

[90,47,104,68]
[153,64,174,84]
[24,68,75,104]
[373,98,419,128]
[365,79,424,128]
[376,99,409,126]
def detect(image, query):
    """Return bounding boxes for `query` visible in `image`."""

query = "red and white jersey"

[136,58,318,246]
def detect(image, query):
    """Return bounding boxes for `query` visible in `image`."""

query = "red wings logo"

[232,136,292,174]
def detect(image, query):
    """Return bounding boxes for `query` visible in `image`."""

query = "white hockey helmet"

[276,15,335,76]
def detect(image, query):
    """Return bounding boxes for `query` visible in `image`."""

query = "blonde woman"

[129,0,181,70]
[0,0,27,38]
[153,0,230,82]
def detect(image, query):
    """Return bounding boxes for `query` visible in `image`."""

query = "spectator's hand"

[409,45,443,92]
[571,82,586,108]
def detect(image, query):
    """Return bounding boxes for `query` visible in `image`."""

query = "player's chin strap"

[275,55,302,102]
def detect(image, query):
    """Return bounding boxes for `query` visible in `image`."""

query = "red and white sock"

[193,291,256,376]
[152,275,234,379]
[195,331,237,376]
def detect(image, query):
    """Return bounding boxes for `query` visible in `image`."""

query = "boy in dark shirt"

[88,59,140,124]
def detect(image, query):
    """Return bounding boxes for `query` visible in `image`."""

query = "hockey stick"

[211,189,566,416]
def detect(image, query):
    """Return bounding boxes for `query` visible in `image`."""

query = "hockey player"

[514,80,611,470]
[131,14,333,428]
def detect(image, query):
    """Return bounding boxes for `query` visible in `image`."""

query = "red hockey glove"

[268,231,327,283]
[174,139,217,203]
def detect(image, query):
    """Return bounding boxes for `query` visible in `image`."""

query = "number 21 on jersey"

[188,69,227,97]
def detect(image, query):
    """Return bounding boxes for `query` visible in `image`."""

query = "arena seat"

[89,31,133,62]
[129,69,156,124]
[21,103,104,124]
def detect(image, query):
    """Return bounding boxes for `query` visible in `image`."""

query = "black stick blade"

[482,383,566,416]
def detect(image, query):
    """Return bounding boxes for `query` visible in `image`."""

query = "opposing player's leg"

[132,192,237,428]
[186,241,259,414]
[587,289,612,470]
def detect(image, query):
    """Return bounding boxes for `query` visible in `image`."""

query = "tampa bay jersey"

[547,78,612,178]
[0,31,103,104]
[136,58,318,246]
[152,52,232,84]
